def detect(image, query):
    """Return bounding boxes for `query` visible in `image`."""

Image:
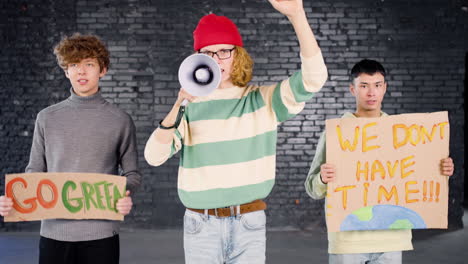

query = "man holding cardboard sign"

[305,59,454,263]
[0,34,141,264]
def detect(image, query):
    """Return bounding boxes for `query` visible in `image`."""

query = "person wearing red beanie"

[193,13,243,51]
[192,13,249,90]
[145,0,328,263]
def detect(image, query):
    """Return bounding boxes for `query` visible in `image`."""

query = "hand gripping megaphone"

[178,53,221,106]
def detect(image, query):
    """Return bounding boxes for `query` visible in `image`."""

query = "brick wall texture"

[1,0,466,230]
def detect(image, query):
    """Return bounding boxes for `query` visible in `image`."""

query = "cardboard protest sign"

[4,172,126,222]
[325,112,449,232]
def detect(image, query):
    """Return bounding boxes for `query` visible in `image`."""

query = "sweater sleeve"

[260,50,328,122]
[25,111,47,173]
[305,131,328,199]
[144,116,186,167]
[119,115,142,193]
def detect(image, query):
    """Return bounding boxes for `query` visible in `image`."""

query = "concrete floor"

[0,211,466,264]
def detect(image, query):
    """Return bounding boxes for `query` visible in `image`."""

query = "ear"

[64,69,70,79]
[349,83,356,96]
[383,81,387,95]
[99,67,108,78]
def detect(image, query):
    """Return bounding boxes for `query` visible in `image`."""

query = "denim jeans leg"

[227,210,266,264]
[371,251,402,264]
[329,251,402,264]
[183,209,223,264]
[329,253,370,264]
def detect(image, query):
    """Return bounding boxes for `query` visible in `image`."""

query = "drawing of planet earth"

[340,204,426,231]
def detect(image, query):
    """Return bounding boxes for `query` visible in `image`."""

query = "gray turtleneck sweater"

[25,88,141,242]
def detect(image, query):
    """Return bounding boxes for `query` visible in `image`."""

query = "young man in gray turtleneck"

[0,33,141,264]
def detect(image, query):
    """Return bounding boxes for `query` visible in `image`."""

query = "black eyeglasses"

[198,48,235,60]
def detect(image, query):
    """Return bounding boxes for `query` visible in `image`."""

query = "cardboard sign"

[325,112,449,232]
[4,172,126,222]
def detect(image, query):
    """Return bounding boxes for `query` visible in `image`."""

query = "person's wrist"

[158,120,176,130]
[319,174,327,184]
[288,9,307,24]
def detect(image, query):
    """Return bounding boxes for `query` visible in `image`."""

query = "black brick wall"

[1,0,466,230]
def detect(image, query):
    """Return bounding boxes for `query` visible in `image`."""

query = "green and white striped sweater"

[145,51,328,209]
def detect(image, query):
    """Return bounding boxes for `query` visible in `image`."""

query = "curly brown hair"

[230,46,253,87]
[53,33,110,72]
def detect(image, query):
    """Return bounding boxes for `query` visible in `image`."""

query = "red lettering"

[6,177,37,214]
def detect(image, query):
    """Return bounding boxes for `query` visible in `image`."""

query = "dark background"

[0,0,466,231]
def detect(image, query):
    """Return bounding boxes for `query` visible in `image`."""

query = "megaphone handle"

[181,99,188,106]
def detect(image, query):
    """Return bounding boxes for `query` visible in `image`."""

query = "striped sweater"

[145,51,328,209]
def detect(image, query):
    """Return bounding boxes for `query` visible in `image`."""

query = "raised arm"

[268,0,320,57]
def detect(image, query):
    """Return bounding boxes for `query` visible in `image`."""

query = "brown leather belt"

[188,200,267,218]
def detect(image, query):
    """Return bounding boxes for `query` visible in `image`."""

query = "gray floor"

[1,210,466,264]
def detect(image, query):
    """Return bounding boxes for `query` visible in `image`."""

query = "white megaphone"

[178,54,221,106]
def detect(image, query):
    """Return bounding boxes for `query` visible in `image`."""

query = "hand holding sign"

[320,164,336,184]
[116,191,133,216]
[440,158,454,176]
[0,195,13,217]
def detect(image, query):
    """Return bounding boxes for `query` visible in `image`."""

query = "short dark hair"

[350,59,386,82]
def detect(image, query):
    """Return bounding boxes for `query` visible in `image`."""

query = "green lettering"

[81,182,98,211]
[93,181,107,210]
[62,181,83,213]
[104,182,114,211]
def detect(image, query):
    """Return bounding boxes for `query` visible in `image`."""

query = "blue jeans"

[329,251,402,264]
[183,209,266,264]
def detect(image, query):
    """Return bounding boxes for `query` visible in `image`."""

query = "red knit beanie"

[193,14,243,51]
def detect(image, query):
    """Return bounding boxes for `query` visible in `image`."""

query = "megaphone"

[178,54,221,106]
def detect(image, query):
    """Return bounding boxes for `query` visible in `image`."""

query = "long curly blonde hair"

[230,46,253,87]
